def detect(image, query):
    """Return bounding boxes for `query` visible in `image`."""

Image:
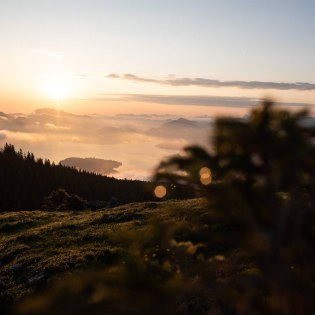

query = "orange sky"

[1,1,314,116]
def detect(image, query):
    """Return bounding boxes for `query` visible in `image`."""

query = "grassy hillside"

[2,199,240,314]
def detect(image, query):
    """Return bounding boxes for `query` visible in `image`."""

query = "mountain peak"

[164,118,198,127]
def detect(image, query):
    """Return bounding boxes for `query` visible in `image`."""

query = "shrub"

[154,100,315,313]
[43,189,87,211]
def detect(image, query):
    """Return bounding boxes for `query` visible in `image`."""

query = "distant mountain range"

[147,118,210,143]
[60,157,122,175]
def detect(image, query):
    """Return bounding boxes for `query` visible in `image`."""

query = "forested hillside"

[0,144,170,211]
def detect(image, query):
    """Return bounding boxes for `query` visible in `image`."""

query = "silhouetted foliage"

[42,188,87,211]
[0,144,155,210]
[153,100,315,313]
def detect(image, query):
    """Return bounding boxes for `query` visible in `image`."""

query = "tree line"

[0,144,157,211]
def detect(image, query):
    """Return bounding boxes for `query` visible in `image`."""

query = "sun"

[43,75,71,100]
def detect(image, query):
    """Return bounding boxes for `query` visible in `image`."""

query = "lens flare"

[199,167,212,185]
[154,185,167,198]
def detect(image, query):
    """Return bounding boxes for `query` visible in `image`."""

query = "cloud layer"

[0,109,212,180]
[108,73,315,91]
[95,94,314,109]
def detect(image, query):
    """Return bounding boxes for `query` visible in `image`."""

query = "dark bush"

[43,189,87,211]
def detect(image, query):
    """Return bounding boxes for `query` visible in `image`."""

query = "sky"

[1,0,315,115]
[1,1,315,179]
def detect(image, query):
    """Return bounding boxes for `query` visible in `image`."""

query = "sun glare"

[43,76,71,100]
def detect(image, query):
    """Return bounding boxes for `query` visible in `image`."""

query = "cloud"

[0,130,47,142]
[45,123,70,130]
[32,48,62,59]
[0,132,6,140]
[94,94,314,109]
[1,105,313,182]
[156,139,189,151]
[70,71,98,78]
[128,94,259,107]
[108,74,315,91]
[116,113,171,119]
[0,109,211,181]
[107,73,121,79]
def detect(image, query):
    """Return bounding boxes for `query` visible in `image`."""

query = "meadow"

[1,199,243,314]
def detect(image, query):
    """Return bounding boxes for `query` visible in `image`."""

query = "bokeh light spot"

[154,185,167,198]
[199,167,212,185]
